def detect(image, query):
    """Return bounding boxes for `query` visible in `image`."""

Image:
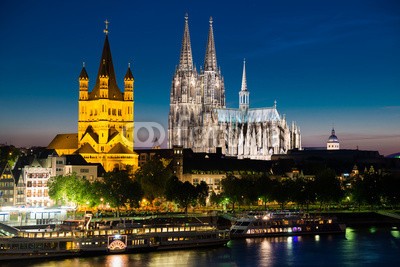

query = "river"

[7,226,400,266]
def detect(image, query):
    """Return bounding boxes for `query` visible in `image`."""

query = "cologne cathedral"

[168,15,301,160]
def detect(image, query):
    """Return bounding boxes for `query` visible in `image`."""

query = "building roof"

[12,155,32,183]
[64,154,91,165]
[124,64,134,80]
[47,134,78,150]
[182,149,272,174]
[79,66,89,79]
[328,128,339,143]
[75,143,97,154]
[88,35,124,101]
[215,107,281,124]
[135,148,175,159]
[108,143,134,154]
[82,126,99,143]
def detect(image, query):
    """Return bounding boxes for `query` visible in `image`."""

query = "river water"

[9,226,400,266]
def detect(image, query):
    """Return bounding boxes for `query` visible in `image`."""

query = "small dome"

[328,128,339,143]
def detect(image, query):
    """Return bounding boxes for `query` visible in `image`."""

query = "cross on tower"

[104,19,109,35]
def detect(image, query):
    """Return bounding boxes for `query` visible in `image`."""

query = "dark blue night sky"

[0,0,399,155]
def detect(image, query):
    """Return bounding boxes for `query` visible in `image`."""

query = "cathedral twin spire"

[203,17,218,72]
[178,14,218,73]
[178,14,194,72]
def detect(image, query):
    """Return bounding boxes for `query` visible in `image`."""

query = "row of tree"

[48,158,210,215]
[214,169,400,211]
[48,157,400,215]
[48,171,143,217]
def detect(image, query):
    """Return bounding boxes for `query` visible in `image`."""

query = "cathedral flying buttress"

[168,15,301,159]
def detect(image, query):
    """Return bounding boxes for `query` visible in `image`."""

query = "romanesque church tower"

[77,21,138,171]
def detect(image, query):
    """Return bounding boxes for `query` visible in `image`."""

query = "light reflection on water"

[10,227,400,267]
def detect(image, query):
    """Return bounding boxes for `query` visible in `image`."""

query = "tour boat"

[0,215,230,261]
[230,210,346,239]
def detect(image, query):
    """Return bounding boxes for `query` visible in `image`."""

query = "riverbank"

[318,211,400,227]
[201,211,400,229]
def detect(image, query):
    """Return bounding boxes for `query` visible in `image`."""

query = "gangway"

[0,222,19,236]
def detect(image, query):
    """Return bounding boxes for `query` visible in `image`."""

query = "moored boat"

[0,215,229,261]
[230,210,346,239]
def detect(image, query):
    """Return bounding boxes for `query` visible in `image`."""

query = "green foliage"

[196,181,209,207]
[48,171,143,215]
[313,168,344,209]
[221,174,242,211]
[165,176,198,214]
[48,173,91,207]
[100,170,143,215]
[381,173,400,207]
[134,157,172,201]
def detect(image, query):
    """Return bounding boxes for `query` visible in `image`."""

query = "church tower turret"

[239,59,249,112]
[124,63,134,101]
[79,63,89,100]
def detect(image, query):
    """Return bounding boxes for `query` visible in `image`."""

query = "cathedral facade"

[48,22,138,171]
[168,15,301,160]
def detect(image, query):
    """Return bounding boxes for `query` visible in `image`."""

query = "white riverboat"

[0,215,230,261]
[230,210,346,239]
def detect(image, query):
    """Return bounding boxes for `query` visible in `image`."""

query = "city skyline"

[0,0,399,155]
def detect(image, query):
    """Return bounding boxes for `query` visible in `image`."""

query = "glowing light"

[315,235,320,241]
[114,234,121,239]
[390,230,400,238]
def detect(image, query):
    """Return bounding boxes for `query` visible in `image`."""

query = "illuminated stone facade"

[77,23,137,171]
[168,15,301,160]
[49,22,138,171]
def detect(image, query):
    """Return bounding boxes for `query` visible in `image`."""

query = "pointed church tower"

[77,20,137,171]
[79,63,89,100]
[201,17,225,111]
[124,63,134,101]
[239,59,249,112]
[168,14,201,149]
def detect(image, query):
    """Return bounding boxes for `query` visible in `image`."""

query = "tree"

[292,177,315,212]
[221,174,242,211]
[381,173,400,208]
[313,168,344,210]
[100,170,143,217]
[134,158,172,201]
[165,176,198,214]
[271,178,295,210]
[48,173,84,207]
[196,181,209,207]
[361,171,382,209]
[255,174,273,209]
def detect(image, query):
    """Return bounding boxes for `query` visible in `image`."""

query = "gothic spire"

[204,17,217,71]
[178,13,194,71]
[241,59,247,91]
